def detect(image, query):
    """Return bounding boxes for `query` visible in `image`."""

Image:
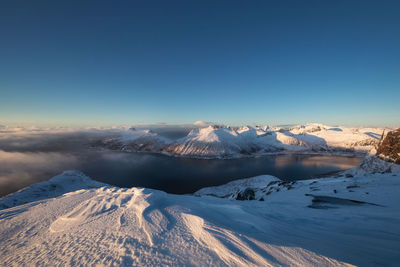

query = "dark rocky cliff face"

[377,128,400,164]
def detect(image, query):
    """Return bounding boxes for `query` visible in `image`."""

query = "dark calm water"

[0,148,362,196]
[79,152,361,194]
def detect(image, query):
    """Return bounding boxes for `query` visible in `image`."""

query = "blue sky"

[1,0,399,127]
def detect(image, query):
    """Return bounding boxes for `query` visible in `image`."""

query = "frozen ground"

[0,157,399,266]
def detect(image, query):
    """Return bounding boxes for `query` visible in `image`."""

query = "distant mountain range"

[95,123,386,158]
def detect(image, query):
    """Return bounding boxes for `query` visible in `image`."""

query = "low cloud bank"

[0,150,78,196]
[0,127,116,196]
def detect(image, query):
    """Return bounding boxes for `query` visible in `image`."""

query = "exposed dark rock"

[267,181,279,187]
[305,194,383,209]
[377,128,400,164]
[307,205,338,209]
[236,188,255,200]
[350,139,378,147]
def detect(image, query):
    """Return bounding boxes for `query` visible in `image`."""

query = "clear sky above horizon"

[1,0,399,127]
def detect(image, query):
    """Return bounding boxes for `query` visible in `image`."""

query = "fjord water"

[0,147,361,197]
[79,152,361,194]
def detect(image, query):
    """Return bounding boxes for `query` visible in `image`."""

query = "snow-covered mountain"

[165,126,268,157]
[95,128,171,153]
[96,123,385,158]
[1,157,400,266]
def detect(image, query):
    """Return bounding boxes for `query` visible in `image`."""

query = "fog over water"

[0,127,361,197]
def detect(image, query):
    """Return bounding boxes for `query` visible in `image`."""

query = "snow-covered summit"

[165,126,257,157]
[187,125,240,142]
[289,123,328,134]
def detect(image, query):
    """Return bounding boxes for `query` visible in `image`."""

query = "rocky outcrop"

[236,188,256,200]
[377,128,400,164]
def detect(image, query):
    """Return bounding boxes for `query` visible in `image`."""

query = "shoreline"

[94,145,367,160]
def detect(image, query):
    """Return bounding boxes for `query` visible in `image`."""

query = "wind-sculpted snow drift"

[96,123,385,158]
[1,157,400,266]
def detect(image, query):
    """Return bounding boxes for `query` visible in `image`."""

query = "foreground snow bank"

[0,171,104,210]
[1,161,400,266]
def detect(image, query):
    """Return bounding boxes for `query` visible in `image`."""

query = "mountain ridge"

[96,123,386,158]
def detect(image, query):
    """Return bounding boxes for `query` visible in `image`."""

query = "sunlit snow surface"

[1,158,400,266]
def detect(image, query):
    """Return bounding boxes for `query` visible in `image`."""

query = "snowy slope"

[290,124,383,151]
[97,123,385,158]
[1,160,400,266]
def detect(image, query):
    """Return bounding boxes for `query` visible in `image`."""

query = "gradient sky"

[1,0,399,127]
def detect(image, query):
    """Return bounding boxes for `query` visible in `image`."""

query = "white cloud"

[193,121,213,127]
